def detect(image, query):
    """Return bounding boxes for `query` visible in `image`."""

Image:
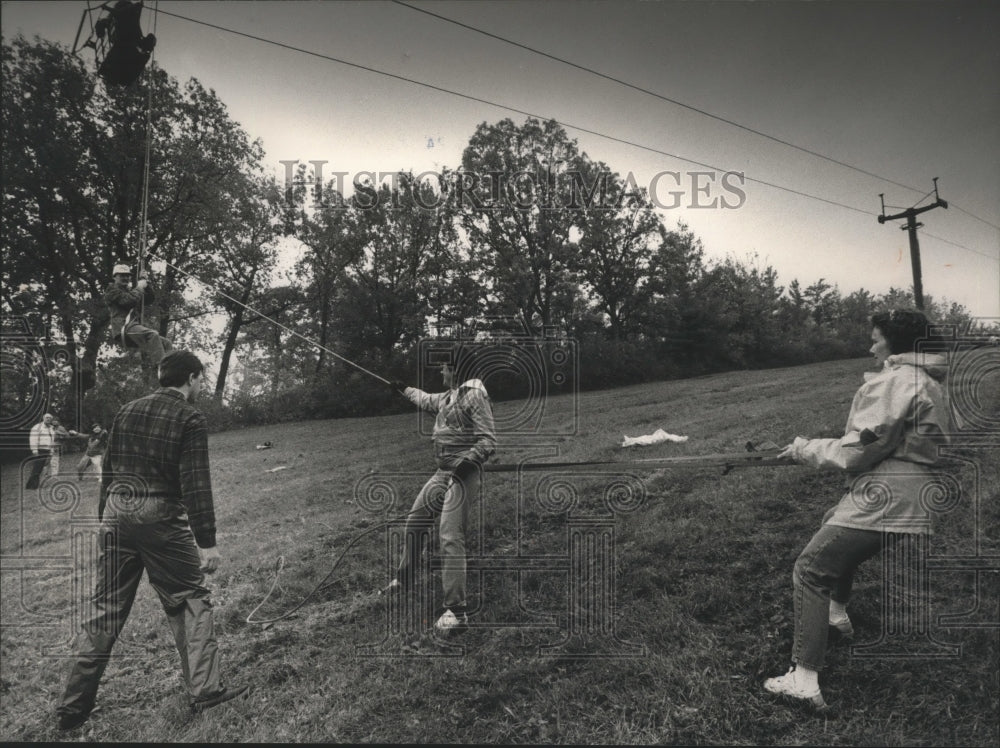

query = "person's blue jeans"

[396,459,480,612]
[792,522,913,671]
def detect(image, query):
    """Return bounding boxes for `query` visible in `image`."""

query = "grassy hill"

[2,356,998,744]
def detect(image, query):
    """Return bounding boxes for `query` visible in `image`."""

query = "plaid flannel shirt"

[102,389,217,547]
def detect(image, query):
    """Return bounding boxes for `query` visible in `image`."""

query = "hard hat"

[112,264,131,275]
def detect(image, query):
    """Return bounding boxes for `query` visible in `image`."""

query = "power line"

[391,0,1000,233]
[153,7,873,217]
[922,232,1000,262]
[908,189,934,211]
[153,7,1000,262]
[952,204,1000,231]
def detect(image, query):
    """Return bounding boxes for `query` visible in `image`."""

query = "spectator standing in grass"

[25,412,57,489]
[764,309,951,710]
[56,350,247,731]
[76,423,108,482]
[383,345,497,634]
[49,417,77,475]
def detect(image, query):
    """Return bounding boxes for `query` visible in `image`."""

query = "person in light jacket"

[25,413,57,489]
[384,345,497,633]
[764,309,951,710]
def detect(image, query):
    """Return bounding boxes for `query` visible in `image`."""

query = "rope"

[245,450,793,625]
[137,0,159,323]
[482,450,792,472]
[246,510,411,625]
[145,250,391,385]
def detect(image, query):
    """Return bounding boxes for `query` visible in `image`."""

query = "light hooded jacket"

[787,352,951,534]
[403,379,497,468]
[29,421,57,453]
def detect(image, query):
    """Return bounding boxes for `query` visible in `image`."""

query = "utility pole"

[878,178,948,310]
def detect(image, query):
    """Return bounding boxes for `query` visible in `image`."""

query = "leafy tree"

[575,165,664,340]
[459,118,585,333]
[644,222,705,350]
[803,278,840,328]
[294,186,364,373]
[332,172,460,358]
[209,175,286,397]
[833,288,878,354]
[1,36,265,408]
[690,254,785,369]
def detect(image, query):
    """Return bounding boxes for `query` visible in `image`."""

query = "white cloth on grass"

[621,429,689,447]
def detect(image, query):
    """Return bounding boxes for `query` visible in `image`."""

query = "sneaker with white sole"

[434,608,468,633]
[828,612,854,636]
[763,667,828,711]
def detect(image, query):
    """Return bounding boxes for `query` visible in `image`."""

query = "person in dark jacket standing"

[76,423,108,482]
[104,263,173,366]
[56,351,247,731]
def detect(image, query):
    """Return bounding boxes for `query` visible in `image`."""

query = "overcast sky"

[3,0,998,319]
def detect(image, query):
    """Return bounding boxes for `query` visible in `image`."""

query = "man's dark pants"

[24,450,51,489]
[57,504,222,722]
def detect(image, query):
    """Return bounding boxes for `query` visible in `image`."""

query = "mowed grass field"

[2,356,998,744]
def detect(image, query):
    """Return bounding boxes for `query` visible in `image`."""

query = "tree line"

[1,37,983,437]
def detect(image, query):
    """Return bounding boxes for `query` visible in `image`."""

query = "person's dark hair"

[871,309,933,355]
[158,350,204,387]
[453,342,488,383]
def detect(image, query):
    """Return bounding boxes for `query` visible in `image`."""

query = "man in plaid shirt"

[57,351,247,731]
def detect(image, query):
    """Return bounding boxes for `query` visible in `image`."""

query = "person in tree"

[95,0,156,86]
[104,263,173,366]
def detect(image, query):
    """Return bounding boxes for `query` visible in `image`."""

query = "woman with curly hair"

[764,309,952,710]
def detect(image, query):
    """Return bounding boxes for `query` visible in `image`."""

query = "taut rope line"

[145,250,392,385]
[138,0,159,322]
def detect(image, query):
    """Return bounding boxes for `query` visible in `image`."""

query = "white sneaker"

[828,612,854,636]
[434,608,468,633]
[764,667,828,711]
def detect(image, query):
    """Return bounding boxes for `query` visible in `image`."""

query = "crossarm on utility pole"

[877,178,948,310]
